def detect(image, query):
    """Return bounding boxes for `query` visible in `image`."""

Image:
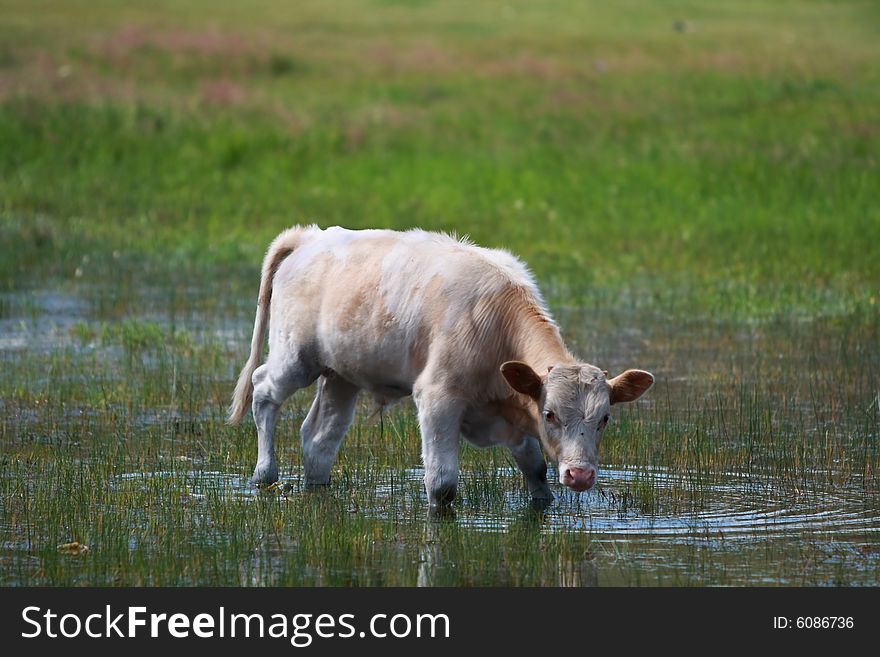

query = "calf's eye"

[544,410,557,424]
[601,414,610,427]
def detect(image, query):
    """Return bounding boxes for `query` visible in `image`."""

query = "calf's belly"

[318,337,417,399]
[461,408,522,448]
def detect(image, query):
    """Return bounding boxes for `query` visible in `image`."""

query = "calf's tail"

[227,226,308,424]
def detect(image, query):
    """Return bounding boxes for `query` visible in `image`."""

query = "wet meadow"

[1,0,878,585]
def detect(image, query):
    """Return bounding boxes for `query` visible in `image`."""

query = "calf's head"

[501,361,653,491]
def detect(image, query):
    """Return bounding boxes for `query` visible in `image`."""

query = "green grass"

[1,0,879,586]
[1,0,878,315]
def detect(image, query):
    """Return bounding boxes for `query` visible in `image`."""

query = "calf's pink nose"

[563,467,596,491]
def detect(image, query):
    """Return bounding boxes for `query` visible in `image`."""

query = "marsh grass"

[1,283,877,585]
[1,0,879,586]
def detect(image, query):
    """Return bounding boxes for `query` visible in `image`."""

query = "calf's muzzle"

[562,466,596,491]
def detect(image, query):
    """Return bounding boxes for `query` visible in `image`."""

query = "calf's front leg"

[509,436,553,500]
[414,385,465,506]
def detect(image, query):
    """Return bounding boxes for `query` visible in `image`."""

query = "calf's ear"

[608,369,654,404]
[501,361,543,401]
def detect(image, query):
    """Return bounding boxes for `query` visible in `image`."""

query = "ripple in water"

[459,466,880,540]
[114,465,879,542]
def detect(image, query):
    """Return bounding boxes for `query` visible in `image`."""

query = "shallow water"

[97,462,880,586]
[1,282,878,586]
[117,464,880,540]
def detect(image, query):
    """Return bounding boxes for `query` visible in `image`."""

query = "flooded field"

[1,279,877,586]
[1,0,878,592]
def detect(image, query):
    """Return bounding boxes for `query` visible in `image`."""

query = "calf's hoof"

[530,485,554,501]
[428,505,457,521]
[252,463,279,486]
[428,484,457,507]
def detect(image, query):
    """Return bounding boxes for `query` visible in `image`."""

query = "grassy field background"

[1,0,879,586]
[1,0,878,314]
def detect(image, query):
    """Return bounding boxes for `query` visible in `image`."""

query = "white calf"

[228,225,653,505]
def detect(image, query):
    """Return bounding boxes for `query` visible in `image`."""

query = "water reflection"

[557,553,599,588]
[417,516,446,587]
[416,500,600,587]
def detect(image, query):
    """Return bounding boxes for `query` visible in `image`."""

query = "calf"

[228,226,653,505]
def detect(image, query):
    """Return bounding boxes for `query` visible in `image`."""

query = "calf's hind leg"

[301,371,360,485]
[251,357,319,484]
